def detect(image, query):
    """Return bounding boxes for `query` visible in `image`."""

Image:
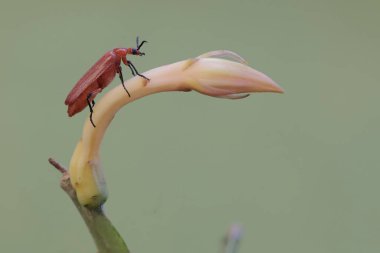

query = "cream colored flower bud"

[69,50,283,207]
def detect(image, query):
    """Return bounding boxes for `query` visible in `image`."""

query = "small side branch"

[48,157,67,174]
[48,158,129,253]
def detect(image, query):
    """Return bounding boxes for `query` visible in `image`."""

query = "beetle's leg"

[128,61,150,81]
[86,93,96,128]
[85,88,102,127]
[126,61,136,76]
[117,65,131,97]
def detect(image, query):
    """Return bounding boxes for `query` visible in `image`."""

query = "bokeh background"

[1,0,379,252]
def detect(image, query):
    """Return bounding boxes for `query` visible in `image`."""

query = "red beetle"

[65,37,149,127]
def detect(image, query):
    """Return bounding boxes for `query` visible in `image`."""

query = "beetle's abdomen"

[67,82,99,116]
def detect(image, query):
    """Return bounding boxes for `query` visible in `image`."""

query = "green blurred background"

[1,0,379,252]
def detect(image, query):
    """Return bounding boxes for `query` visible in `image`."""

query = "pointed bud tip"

[269,82,285,93]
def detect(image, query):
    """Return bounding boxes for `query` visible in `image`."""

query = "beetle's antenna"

[137,40,148,50]
[136,36,139,48]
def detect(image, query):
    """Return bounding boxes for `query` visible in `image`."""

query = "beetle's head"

[131,48,145,56]
[134,36,147,56]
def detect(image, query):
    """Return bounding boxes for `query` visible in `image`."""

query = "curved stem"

[69,51,283,207]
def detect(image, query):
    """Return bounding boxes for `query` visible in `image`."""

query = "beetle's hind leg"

[117,65,131,97]
[86,93,96,128]
[86,88,102,128]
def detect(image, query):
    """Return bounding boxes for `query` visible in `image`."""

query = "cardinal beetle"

[65,37,149,127]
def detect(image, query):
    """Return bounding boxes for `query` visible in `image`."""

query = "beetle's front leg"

[127,60,150,81]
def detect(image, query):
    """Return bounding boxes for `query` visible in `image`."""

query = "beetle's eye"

[132,49,137,55]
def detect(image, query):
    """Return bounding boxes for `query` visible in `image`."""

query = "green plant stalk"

[72,202,129,253]
[50,158,129,253]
